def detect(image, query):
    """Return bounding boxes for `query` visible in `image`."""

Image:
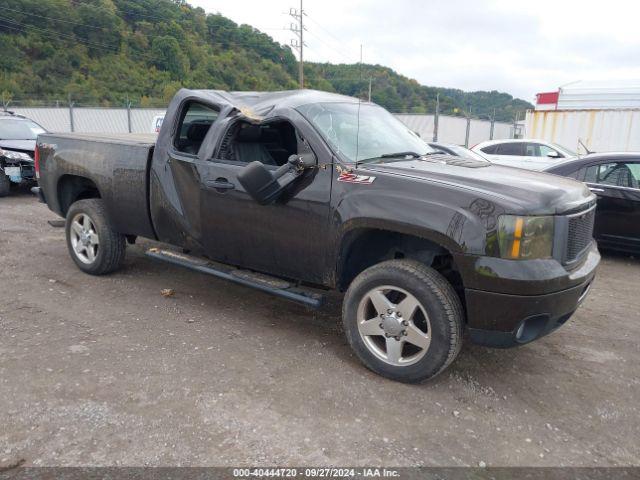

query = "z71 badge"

[337,172,376,184]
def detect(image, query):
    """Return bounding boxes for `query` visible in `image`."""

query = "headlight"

[0,148,32,161]
[497,215,554,260]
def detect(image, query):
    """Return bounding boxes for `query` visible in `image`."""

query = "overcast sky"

[189,0,640,102]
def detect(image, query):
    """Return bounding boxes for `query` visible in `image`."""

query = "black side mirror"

[289,152,316,168]
[238,152,317,205]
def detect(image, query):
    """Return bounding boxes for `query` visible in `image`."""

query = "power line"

[304,28,354,63]
[0,5,107,30]
[0,16,130,56]
[0,14,294,64]
[72,0,183,24]
[304,13,358,58]
[0,3,294,53]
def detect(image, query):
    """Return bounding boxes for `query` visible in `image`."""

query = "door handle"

[589,187,604,193]
[206,178,235,191]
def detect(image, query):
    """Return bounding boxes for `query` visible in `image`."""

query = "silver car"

[472,139,576,170]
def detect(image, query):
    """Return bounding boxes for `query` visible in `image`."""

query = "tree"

[151,35,189,79]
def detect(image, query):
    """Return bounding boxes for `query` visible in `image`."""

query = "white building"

[525,80,640,153]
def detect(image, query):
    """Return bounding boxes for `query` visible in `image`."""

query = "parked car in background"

[545,153,640,254]
[472,139,576,170]
[0,112,46,197]
[428,142,489,162]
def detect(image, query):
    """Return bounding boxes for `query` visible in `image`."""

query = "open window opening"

[174,101,219,155]
[217,120,298,167]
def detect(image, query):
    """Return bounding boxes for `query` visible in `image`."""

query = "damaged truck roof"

[189,88,362,120]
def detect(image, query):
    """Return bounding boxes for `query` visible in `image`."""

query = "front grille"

[565,206,596,263]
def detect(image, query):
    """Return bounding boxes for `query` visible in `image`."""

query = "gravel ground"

[1,190,639,467]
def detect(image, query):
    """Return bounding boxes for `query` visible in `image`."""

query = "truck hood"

[360,157,594,215]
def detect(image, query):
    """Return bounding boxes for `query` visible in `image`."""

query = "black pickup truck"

[35,89,600,383]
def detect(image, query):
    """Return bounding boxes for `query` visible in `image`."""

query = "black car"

[0,112,46,196]
[546,153,640,254]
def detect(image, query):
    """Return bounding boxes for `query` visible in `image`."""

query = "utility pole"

[2,95,9,112]
[433,93,440,142]
[126,96,132,133]
[464,103,472,148]
[289,0,305,88]
[68,94,75,133]
[489,107,496,140]
[368,77,372,102]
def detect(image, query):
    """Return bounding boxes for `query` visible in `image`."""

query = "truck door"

[196,112,334,285]
[149,98,226,250]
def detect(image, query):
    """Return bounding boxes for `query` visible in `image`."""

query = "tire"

[343,259,463,383]
[65,199,126,275]
[0,172,10,197]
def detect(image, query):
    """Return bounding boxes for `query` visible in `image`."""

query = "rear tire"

[65,199,126,275]
[343,259,463,383]
[0,172,10,197]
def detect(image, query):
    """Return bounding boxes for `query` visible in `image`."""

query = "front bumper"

[2,162,35,184]
[459,243,600,348]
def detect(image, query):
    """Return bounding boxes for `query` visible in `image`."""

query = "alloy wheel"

[69,213,100,264]
[356,285,431,366]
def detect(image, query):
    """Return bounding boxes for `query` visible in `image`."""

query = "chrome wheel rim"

[70,213,99,264]
[357,285,431,366]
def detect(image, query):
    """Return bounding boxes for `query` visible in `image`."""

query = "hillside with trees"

[0,0,532,121]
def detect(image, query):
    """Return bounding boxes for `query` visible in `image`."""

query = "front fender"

[332,188,491,256]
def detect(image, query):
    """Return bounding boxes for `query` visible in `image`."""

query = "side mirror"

[290,152,317,169]
[546,150,561,158]
[238,152,317,205]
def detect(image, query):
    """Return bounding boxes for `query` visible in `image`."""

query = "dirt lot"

[1,190,639,468]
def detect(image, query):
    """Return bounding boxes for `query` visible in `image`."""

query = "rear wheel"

[0,172,10,197]
[65,199,126,275]
[343,259,463,383]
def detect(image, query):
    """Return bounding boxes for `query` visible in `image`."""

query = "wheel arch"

[57,174,102,217]
[335,223,465,304]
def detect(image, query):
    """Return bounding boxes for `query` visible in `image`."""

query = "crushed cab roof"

[184,88,364,118]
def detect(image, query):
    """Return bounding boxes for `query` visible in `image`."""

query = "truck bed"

[38,132,157,239]
[45,132,157,147]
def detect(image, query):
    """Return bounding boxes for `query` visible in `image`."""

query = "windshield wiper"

[358,152,420,164]
[380,151,421,158]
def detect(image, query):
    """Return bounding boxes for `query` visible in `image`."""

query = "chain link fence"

[5,101,518,144]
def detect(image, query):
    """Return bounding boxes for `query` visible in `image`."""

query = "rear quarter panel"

[37,133,156,239]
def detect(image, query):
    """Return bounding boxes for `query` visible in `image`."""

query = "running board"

[145,248,324,309]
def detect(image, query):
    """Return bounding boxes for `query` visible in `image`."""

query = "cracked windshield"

[298,102,435,162]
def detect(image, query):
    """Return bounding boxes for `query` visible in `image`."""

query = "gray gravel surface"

[1,191,639,467]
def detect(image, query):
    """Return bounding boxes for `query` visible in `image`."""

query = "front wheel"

[343,259,463,383]
[65,199,126,275]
